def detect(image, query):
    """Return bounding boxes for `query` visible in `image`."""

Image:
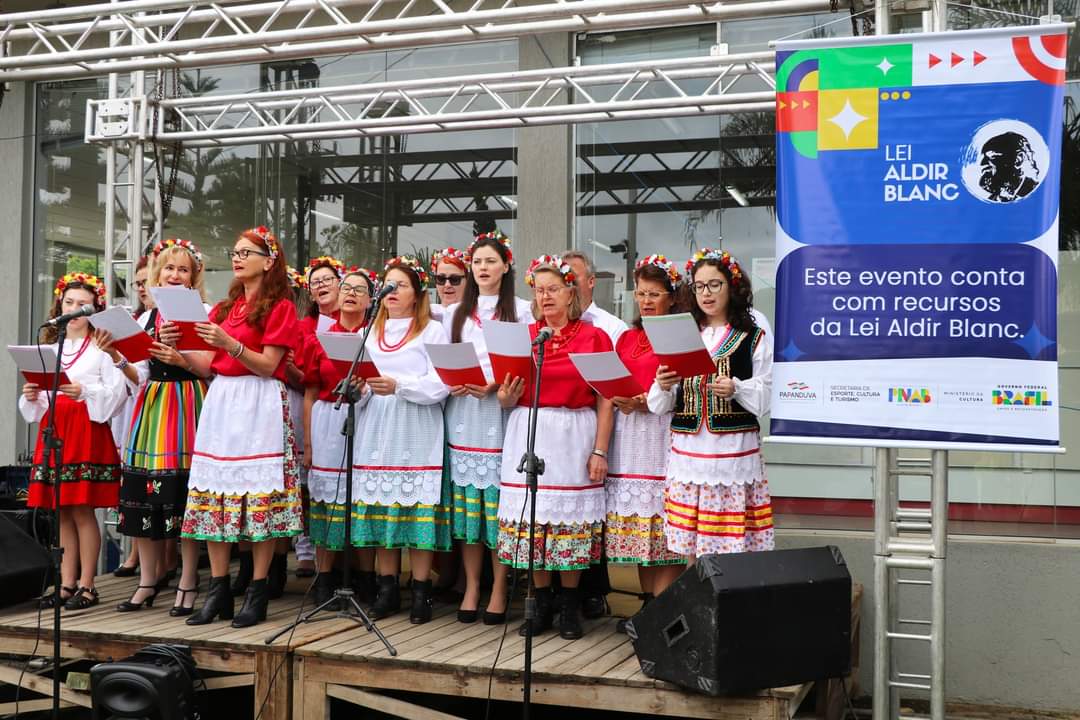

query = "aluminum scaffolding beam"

[85,51,777,146]
[0,0,830,81]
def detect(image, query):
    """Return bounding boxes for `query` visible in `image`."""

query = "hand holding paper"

[482,320,534,392]
[149,286,213,352]
[88,306,153,362]
[641,313,716,379]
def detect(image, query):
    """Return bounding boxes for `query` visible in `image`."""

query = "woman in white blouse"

[350,256,451,624]
[20,273,126,610]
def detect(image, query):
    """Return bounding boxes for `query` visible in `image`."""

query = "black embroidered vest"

[671,326,763,435]
[145,309,201,383]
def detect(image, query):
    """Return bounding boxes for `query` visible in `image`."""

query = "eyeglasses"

[134,280,146,289]
[435,274,465,287]
[633,290,669,301]
[533,285,568,297]
[227,248,269,261]
[692,279,726,295]
[339,282,369,297]
[309,277,336,289]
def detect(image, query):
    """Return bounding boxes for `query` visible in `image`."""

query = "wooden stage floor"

[0,569,859,720]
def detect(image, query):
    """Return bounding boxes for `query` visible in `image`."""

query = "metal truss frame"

[85,51,777,146]
[0,0,828,81]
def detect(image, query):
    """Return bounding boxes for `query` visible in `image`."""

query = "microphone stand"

[266,298,396,656]
[516,336,548,720]
[40,321,68,720]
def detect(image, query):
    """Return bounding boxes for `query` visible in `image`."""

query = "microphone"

[375,281,398,301]
[43,304,95,327]
[531,326,555,346]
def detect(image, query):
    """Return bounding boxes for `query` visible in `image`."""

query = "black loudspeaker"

[0,512,51,608]
[91,645,196,720]
[627,546,852,695]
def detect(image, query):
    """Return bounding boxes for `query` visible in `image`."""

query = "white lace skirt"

[607,410,671,519]
[668,428,765,486]
[189,375,287,496]
[445,393,506,491]
[497,406,604,526]
[308,399,351,504]
[351,393,444,507]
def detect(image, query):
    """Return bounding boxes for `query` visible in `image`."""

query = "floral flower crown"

[686,247,743,286]
[430,247,466,273]
[636,253,682,288]
[344,266,380,295]
[465,230,514,265]
[285,265,307,290]
[525,254,576,287]
[308,255,345,280]
[54,271,107,307]
[384,255,430,291]
[247,225,280,260]
[152,238,204,269]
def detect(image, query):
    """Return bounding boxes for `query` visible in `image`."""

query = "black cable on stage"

[11,569,50,720]
[254,426,349,720]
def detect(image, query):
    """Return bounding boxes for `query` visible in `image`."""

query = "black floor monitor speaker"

[0,512,51,608]
[627,545,852,695]
[91,645,196,720]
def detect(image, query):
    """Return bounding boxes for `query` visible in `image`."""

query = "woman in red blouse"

[181,226,303,628]
[496,255,615,640]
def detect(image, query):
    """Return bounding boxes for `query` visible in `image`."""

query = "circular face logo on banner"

[960,119,1049,204]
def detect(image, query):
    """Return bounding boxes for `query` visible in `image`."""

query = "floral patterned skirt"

[496,519,603,572]
[664,477,774,557]
[29,396,119,509]
[604,512,685,567]
[180,384,302,543]
[451,483,500,548]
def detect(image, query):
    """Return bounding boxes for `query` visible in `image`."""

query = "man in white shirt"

[562,251,628,346]
[560,250,628,619]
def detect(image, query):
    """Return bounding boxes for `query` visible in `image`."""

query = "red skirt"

[29,396,121,509]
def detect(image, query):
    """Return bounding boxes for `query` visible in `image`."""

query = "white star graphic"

[828,100,867,140]
[877,57,894,75]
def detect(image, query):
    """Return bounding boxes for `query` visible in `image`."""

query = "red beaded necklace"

[61,334,92,370]
[377,318,415,352]
[543,319,582,356]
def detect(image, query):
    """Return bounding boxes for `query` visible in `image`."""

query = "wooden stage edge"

[0,569,861,720]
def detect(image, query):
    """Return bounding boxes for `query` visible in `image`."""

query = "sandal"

[169,585,200,617]
[38,585,76,609]
[113,564,138,578]
[64,586,99,611]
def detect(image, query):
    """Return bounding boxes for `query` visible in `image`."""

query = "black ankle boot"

[313,572,337,610]
[232,578,269,628]
[517,586,555,637]
[351,570,377,604]
[267,553,288,600]
[186,575,234,626]
[558,587,584,640]
[231,551,253,597]
[369,575,400,620]
[409,579,434,625]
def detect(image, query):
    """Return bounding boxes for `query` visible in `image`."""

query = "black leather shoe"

[517,586,554,637]
[410,579,434,625]
[267,553,288,600]
[369,575,400,620]
[312,572,338,611]
[232,578,269,628]
[231,552,253,597]
[351,570,376,604]
[581,593,608,620]
[558,587,584,640]
[187,575,234,625]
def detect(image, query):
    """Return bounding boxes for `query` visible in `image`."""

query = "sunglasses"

[435,274,465,287]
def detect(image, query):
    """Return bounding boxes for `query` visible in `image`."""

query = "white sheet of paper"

[568,351,633,382]
[88,306,145,340]
[317,331,371,362]
[316,314,335,334]
[641,313,708,354]
[482,319,531,357]
[149,286,210,323]
[7,344,60,373]
[425,342,482,371]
